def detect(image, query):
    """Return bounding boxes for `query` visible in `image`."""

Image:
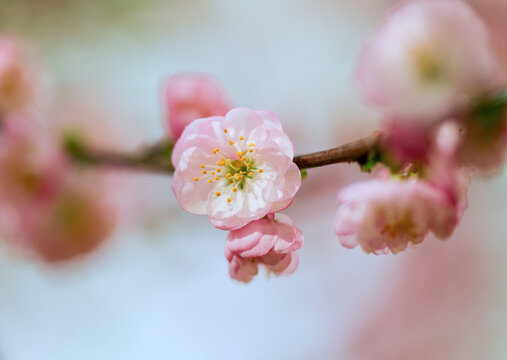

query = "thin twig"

[64,133,383,174]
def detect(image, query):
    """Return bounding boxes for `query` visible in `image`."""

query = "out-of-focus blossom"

[225,213,303,283]
[0,36,31,114]
[18,180,115,262]
[427,121,472,218]
[334,175,462,255]
[172,108,301,230]
[0,115,65,207]
[163,73,230,139]
[356,0,502,122]
[382,118,434,164]
[0,116,115,262]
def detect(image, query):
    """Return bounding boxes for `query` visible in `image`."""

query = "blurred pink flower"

[225,213,303,283]
[334,175,462,255]
[18,180,116,262]
[356,0,502,122]
[382,118,434,164]
[0,115,65,208]
[0,36,31,114]
[163,73,230,139]
[0,116,115,262]
[172,108,301,230]
[427,121,472,218]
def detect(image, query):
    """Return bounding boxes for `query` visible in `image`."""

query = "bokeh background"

[0,0,506,359]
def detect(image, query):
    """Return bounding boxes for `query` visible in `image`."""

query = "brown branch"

[64,132,383,174]
[293,132,383,169]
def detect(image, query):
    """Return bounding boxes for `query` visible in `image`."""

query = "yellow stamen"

[237,151,242,157]
[249,143,255,147]
[216,192,221,197]
[208,179,213,183]
[212,148,219,154]
[239,136,244,140]
[216,160,225,166]
[227,198,231,203]
[200,164,205,168]
[239,157,246,162]
[215,177,220,181]
[232,187,237,192]
[246,163,250,167]
[248,149,253,153]
[229,140,235,146]
[193,177,199,181]
[223,129,228,133]
[225,173,231,179]
[248,172,253,177]
[229,179,234,184]
[202,170,207,174]
[258,169,263,173]
[216,168,221,173]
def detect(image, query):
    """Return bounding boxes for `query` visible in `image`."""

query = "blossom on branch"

[225,213,303,283]
[0,116,115,262]
[333,176,463,255]
[355,0,502,122]
[171,108,301,230]
[163,73,230,139]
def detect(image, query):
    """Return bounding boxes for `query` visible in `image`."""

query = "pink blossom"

[334,176,461,255]
[427,121,472,218]
[0,116,115,262]
[171,108,301,230]
[0,115,65,208]
[163,73,230,139]
[382,118,434,164]
[225,213,303,283]
[18,180,116,262]
[356,0,502,122]
[0,36,31,113]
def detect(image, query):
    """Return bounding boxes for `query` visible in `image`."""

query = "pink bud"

[225,213,303,283]
[163,73,230,139]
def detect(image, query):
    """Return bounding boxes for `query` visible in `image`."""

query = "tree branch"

[64,132,383,174]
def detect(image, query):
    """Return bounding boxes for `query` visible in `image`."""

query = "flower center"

[380,212,419,239]
[192,128,264,204]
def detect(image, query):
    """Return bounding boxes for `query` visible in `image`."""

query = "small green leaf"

[360,151,381,173]
[300,169,308,180]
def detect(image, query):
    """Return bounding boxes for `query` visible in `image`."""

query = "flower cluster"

[171,107,303,282]
[0,0,505,282]
[333,0,505,255]
[0,36,115,263]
